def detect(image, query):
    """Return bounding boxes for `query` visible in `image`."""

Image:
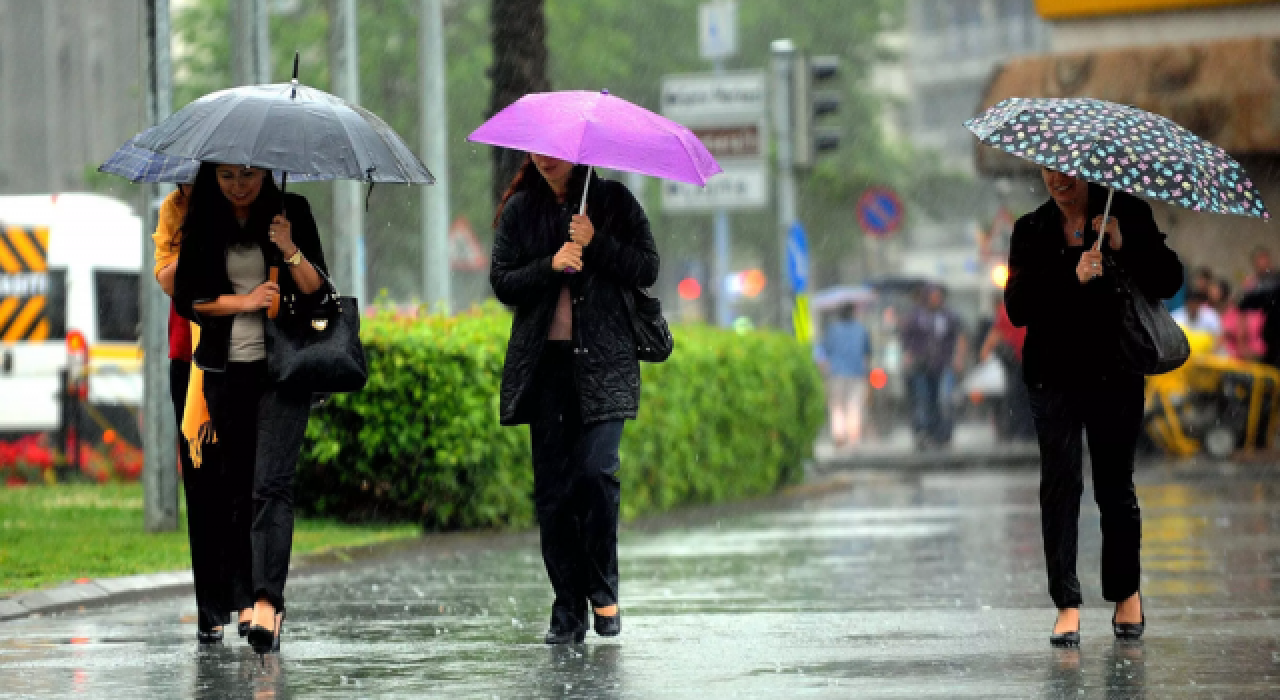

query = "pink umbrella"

[468,89,722,215]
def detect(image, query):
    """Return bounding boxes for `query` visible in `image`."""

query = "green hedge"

[297,303,825,529]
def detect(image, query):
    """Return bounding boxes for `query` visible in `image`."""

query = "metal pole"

[421,0,450,312]
[711,58,731,328]
[142,0,178,532]
[230,0,254,86]
[771,39,797,331]
[331,0,366,303]
[254,0,271,83]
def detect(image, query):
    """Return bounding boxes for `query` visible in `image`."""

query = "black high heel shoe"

[594,609,621,637]
[248,608,285,654]
[1113,594,1145,640]
[1050,614,1080,648]
[238,621,251,638]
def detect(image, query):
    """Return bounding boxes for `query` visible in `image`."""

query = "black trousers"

[1028,375,1145,609]
[203,360,312,611]
[527,342,625,632]
[171,359,230,630]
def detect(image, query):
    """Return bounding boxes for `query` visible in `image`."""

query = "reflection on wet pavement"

[1,463,1277,698]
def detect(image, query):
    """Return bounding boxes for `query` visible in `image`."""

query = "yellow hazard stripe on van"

[0,227,51,342]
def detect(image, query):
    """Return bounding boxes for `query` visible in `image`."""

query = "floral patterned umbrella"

[965,97,1269,222]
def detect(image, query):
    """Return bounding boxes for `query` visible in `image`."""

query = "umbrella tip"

[601,88,609,95]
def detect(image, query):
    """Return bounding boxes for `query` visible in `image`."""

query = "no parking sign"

[856,187,904,238]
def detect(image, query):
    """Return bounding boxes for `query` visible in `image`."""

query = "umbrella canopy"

[965,97,1269,220]
[468,89,721,186]
[99,128,330,185]
[810,285,877,311]
[133,82,433,184]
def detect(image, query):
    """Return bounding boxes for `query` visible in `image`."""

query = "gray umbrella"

[133,77,433,185]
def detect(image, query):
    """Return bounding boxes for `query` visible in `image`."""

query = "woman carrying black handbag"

[1006,168,1184,648]
[175,162,329,654]
[490,154,659,645]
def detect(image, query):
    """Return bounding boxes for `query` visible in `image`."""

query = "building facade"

[0,0,146,195]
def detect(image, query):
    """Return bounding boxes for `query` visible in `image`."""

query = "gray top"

[226,242,266,362]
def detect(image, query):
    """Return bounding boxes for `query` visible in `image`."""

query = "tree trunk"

[488,0,549,205]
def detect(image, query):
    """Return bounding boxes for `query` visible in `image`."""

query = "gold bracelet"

[285,249,304,267]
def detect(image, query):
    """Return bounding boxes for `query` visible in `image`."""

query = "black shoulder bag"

[1109,258,1189,376]
[621,287,674,363]
[265,268,369,393]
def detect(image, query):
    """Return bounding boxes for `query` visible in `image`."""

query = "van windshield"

[94,270,139,342]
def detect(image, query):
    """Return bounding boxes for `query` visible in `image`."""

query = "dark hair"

[1195,266,1214,282]
[492,155,591,228]
[182,162,282,249]
[1215,278,1231,300]
[1187,290,1210,304]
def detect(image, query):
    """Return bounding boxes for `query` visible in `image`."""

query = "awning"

[976,36,1280,174]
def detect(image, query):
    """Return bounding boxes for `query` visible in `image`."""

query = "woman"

[1005,168,1182,648]
[490,154,659,644]
[174,162,328,653]
[155,185,231,643]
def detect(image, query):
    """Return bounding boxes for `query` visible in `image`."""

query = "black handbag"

[1110,259,1189,376]
[266,270,368,393]
[621,287,674,363]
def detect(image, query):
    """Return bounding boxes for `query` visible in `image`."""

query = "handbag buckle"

[311,318,329,332]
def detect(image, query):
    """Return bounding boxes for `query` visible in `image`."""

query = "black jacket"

[490,176,659,425]
[174,193,329,372]
[1005,185,1183,387]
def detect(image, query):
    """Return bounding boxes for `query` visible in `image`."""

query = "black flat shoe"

[1050,616,1080,648]
[544,618,588,645]
[1113,594,1145,640]
[594,610,620,637]
[197,626,224,644]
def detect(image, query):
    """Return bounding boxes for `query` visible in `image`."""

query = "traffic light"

[792,54,841,168]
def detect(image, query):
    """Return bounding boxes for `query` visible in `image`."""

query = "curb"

[0,472,870,623]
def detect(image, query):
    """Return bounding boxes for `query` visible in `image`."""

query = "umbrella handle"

[279,171,289,216]
[565,165,594,274]
[1092,187,1115,252]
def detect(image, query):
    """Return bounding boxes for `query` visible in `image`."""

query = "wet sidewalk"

[1,462,1277,698]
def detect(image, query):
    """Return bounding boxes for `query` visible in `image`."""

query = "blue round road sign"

[857,187,904,237]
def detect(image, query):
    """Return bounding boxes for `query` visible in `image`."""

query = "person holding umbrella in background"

[474,89,715,644]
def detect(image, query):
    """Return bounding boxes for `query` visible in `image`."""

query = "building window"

[94,270,139,342]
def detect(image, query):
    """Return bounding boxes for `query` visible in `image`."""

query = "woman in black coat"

[490,155,659,644]
[1006,168,1183,648]
[174,162,328,654]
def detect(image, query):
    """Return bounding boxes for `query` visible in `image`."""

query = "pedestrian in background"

[1006,167,1183,648]
[153,184,231,644]
[979,300,1034,441]
[1219,279,1266,361]
[490,153,659,644]
[1171,290,1223,337]
[175,163,329,654]
[815,304,872,447]
[901,285,966,448]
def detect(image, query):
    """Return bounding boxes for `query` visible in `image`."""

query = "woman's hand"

[1093,215,1122,250]
[268,215,296,256]
[1077,250,1104,285]
[244,281,280,311]
[569,214,594,247]
[552,242,584,272]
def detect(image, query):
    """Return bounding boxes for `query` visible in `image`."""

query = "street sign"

[698,1,738,61]
[662,162,768,211]
[661,71,767,124]
[662,71,769,212]
[448,217,487,271]
[785,220,809,294]
[856,187,904,238]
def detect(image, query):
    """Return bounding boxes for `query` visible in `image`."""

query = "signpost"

[662,63,768,327]
[786,221,812,343]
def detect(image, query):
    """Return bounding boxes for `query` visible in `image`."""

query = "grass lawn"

[0,482,421,596]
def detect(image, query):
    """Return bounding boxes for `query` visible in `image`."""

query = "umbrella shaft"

[1093,187,1115,252]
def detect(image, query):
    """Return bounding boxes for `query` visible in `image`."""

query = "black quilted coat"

[490,174,659,426]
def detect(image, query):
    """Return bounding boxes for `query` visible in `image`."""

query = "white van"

[0,193,143,436]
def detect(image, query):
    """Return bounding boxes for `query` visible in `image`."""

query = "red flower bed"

[0,434,144,485]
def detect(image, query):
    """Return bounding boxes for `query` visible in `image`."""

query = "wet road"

[2,462,1278,698]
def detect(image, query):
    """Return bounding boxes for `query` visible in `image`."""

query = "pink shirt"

[1221,307,1266,360]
